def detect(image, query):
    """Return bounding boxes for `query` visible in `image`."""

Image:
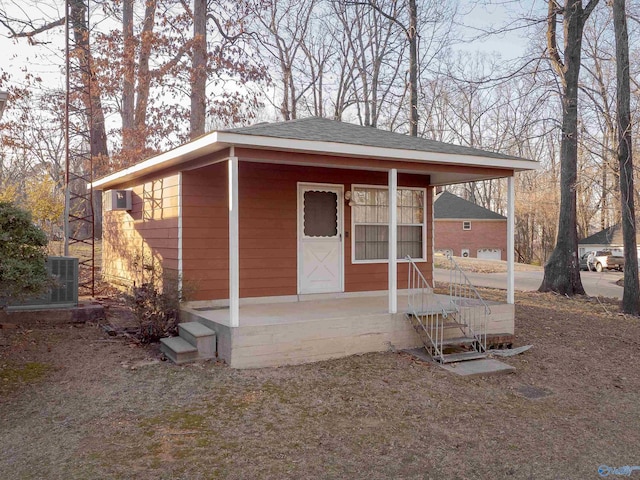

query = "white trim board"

[91,128,539,190]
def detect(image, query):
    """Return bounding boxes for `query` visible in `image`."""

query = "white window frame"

[463,221,472,230]
[350,184,427,264]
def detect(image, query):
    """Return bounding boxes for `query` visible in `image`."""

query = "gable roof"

[225,117,523,162]
[579,225,623,246]
[92,117,538,190]
[434,191,506,220]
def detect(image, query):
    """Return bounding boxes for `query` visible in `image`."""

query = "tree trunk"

[613,0,639,314]
[69,0,108,239]
[133,0,157,140]
[190,0,207,138]
[539,0,599,295]
[408,0,418,136]
[122,0,135,151]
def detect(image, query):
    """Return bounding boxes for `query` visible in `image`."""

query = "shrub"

[129,281,181,344]
[0,202,49,308]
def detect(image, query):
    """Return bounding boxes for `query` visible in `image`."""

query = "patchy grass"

[0,361,51,393]
[1,292,639,479]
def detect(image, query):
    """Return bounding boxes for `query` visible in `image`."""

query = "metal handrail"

[406,255,454,362]
[445,253,490,352]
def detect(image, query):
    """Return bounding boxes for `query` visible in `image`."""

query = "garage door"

[477,248,501,260]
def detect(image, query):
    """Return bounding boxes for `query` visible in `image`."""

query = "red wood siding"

[434,219,507,260]
[181,162,229,300]
[102,174,180,288]
[180,160,433,300]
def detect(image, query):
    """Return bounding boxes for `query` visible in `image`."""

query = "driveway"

[434,268,624,299]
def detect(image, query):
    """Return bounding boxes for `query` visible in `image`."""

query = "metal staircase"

[405,255,490,363]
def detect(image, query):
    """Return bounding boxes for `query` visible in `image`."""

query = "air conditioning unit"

[7,257,79,311]
[105,189,132,211]
[461,249,470,258]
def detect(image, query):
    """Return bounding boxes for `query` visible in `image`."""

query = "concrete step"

[160,336,199,364]
[411,307,457,316]
[441,351,486,364]
[440,336,477,347]
[178,322,216,358]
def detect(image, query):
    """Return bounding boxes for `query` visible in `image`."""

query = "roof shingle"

[225,117,531,163]
[434,191,506,220]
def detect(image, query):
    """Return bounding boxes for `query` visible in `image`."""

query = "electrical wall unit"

[7,257,79,311]
[105,189,132,211]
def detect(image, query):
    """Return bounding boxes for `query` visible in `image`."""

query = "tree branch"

[3,17,65,44]
[207,13,243,42]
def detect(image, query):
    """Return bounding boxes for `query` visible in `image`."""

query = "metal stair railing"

[406,255,454,362]
[444,253,491,353]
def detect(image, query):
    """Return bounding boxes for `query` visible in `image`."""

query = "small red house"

[434,191,507,260]
[93,118,536,368]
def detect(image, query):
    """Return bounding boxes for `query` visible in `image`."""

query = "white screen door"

[298,184,343,294]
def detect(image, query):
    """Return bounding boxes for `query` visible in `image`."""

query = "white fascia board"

[91,132,227,189]
[91,129,539,190]
[215,132,540,173]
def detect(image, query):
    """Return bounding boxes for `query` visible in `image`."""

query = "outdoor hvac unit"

[8,257,79,311]
[105,189,132,211]
[461,249,470,258]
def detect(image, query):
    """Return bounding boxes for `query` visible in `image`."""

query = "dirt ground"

[1,290,640,480]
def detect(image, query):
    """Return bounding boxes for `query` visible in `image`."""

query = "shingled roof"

[94,117,538,190]
[579,225,623,245]
[225,117,528,162]
[434,191,506,220]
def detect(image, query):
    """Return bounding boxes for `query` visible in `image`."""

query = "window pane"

[355,225,388,260]
[353,190,367,205]
[353,187,425,261]
[377,189,388,206]
[378,205,388,223]
[366,205,377,223]
[303,191,338,237]
[413,190,423,207]
[398,226,422,259]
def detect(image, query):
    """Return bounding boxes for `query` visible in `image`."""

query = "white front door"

[298,183,343,294]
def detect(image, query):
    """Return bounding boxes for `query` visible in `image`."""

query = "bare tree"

[190,0,206,138]
[539,0,600,296]
[613,0,639,314]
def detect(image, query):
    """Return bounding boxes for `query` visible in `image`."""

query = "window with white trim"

[352,186,425,262]
[463,221,471,230]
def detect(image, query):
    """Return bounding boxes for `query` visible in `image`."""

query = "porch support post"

[507,175,515,305]
[228,155,240,327]
[388,168,398,314]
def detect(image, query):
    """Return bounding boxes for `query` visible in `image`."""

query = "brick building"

[434,191,507,260]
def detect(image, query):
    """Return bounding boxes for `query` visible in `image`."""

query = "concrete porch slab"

[439,358,515,377]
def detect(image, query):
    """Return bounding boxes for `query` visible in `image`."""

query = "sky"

[0,0,532,86]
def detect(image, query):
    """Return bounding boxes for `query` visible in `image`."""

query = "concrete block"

[178,322,216,358]
[160,336,199,364]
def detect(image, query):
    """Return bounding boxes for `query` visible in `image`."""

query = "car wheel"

[596,262,603,273]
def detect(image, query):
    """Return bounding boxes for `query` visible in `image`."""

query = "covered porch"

[181,292,515,369]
